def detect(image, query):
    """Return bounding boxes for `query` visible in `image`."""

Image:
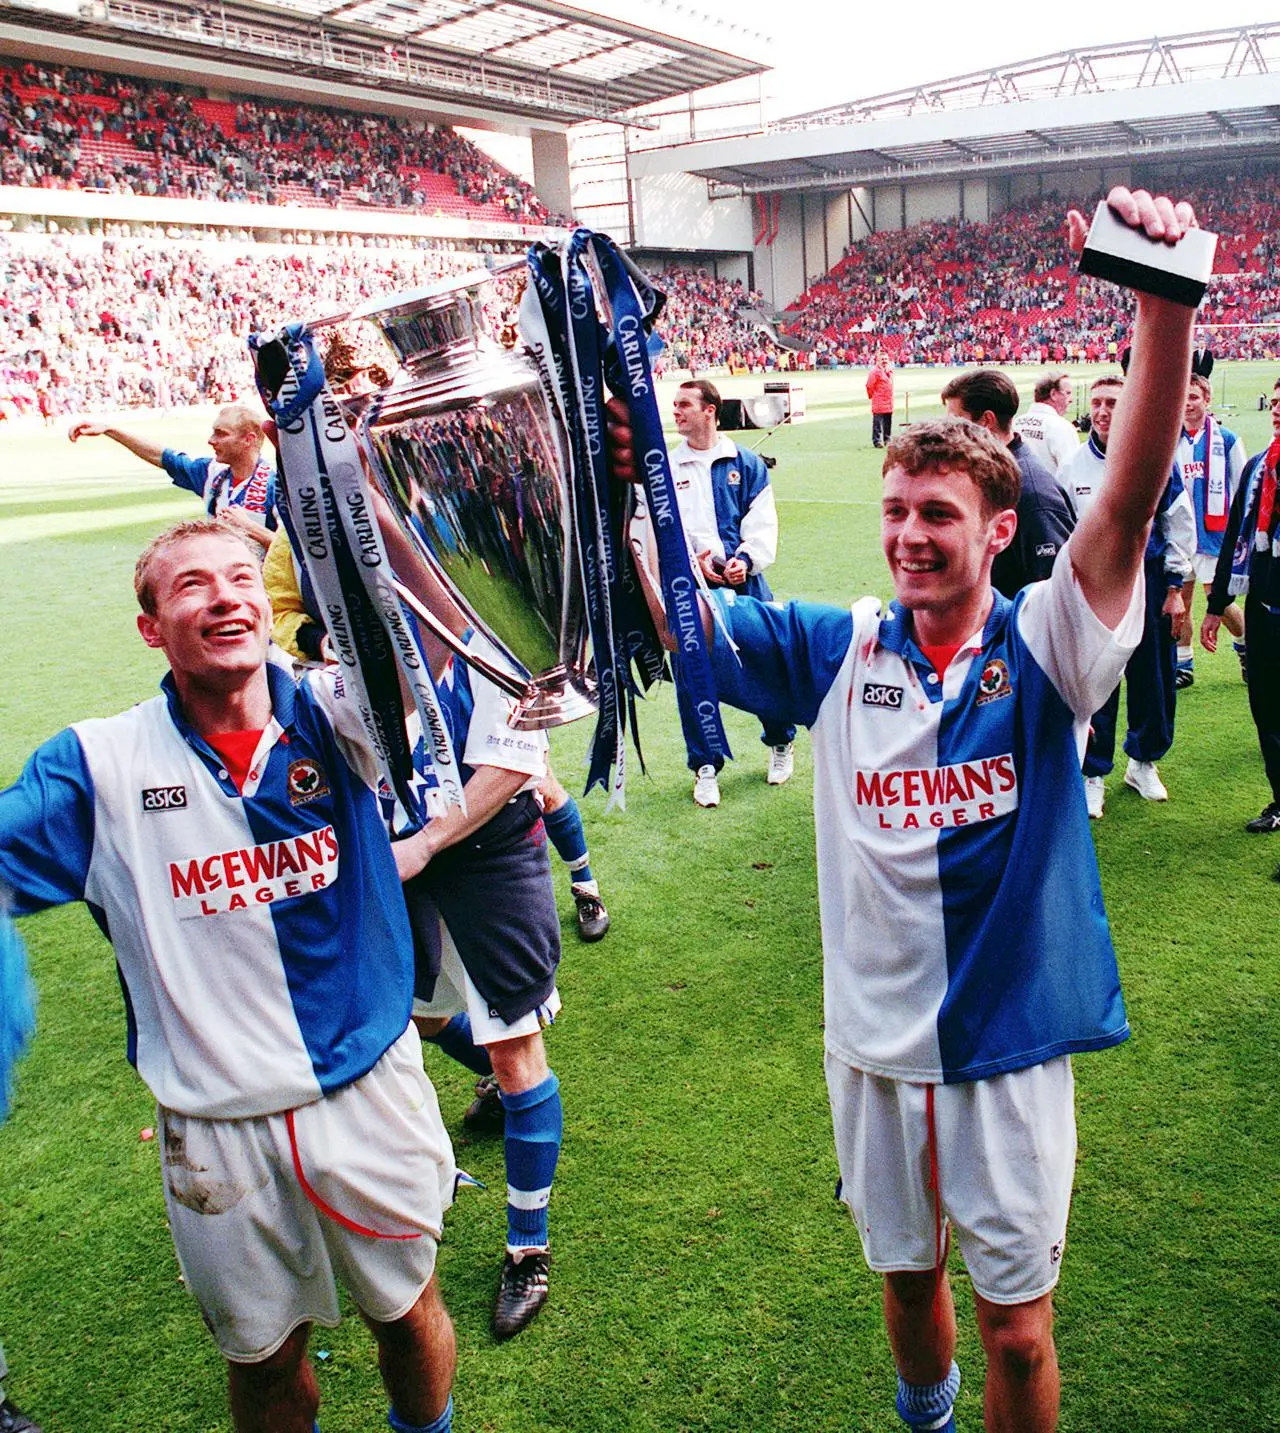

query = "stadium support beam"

[531,128,572,216]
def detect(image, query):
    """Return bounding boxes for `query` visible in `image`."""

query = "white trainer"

[1124,759,1168,802]
[766,743,795,786]
[1084,775,1105,820]
[693,764,721,807]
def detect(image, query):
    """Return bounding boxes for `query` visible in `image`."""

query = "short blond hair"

[134,519,258,615]
[215,403,265,440]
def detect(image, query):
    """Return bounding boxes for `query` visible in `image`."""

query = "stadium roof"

[627,23,1280,193]
[0,0,764,126]
[780,25,1280,129]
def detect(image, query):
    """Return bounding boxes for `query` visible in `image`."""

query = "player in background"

[387,641,565,1340]
[1012,372,1079,476]
[631,379,795,807]
[1175,371,1248,687]
[609,188,1199,1433]
[1060,375,1194,815]
[0,521,458,1433]
[940,368,1076,596]
[262,523,609,944]
[1202,380,1280,835]
[68,405,277,551]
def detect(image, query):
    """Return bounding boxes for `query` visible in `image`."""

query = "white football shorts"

[1193,552,1222,586]
[826,1053,1077,1305]
[160,1023,456,1362]
[412,921,561,1046]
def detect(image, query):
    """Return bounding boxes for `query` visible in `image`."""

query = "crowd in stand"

[785,178,1280,364]
[0,235,482,415]
[0,59,557,224]
[12,164,1280,418]
[651,267,793,374]
[0,242,808,417]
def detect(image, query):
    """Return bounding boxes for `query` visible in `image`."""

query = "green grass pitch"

[2,367,1279,1431]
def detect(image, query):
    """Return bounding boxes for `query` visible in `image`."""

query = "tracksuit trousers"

[1245,597,1280,804]
[1085,557,1177,776]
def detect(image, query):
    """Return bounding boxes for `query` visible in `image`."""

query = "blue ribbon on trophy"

[584,231,733,773]
[565,233,669,705]
[248,325,462,825]
[521,230,730,805]
[523,241,624,801]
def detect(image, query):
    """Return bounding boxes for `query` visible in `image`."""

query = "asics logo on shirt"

[168,825,340,917]
[141,785,188,812]
[854,755,1018,830]
[861,683,904,709]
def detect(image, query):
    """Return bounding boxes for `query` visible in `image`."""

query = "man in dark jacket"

[1202,379,1280,835]
[940,369,1077,597]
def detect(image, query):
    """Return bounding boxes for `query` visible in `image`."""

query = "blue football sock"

[424,1013,492,1078]
[896,1362,961,1431]
[388,1395,452,1433]
[501,1073,562,1251]
[543,798,593,887]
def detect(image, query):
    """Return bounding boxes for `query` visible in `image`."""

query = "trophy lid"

[347,268,495,325]
[346,269,508,370]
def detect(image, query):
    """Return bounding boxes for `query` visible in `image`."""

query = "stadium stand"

[0,58,557,225]
[783,181,1280,365]
[651,267,794,375]
[0,238,805,417]
[0,234,495,415]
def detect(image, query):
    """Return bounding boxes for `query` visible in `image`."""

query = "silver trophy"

[318,269,596,730]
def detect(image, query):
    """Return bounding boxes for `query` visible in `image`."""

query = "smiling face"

[136,530,270,691]
[881,464,1016,623]
[1089,382,1122,447]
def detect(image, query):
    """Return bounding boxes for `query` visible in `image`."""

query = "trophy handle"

[390,578,594,731]
[389,577,530,705]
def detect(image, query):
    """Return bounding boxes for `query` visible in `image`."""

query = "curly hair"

[883,419,1021,516]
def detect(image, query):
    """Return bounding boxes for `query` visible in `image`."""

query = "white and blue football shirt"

[0,662,412,1119]
[710,549,1144,1084]
[1175,421,1247,559]
[161,450,278,530]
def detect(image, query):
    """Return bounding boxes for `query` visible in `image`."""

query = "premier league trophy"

[250,232,729,821]
[344,272,597,730]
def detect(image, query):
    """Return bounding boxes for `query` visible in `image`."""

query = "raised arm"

[67,419,167,469]
[1066,190,1199,628]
